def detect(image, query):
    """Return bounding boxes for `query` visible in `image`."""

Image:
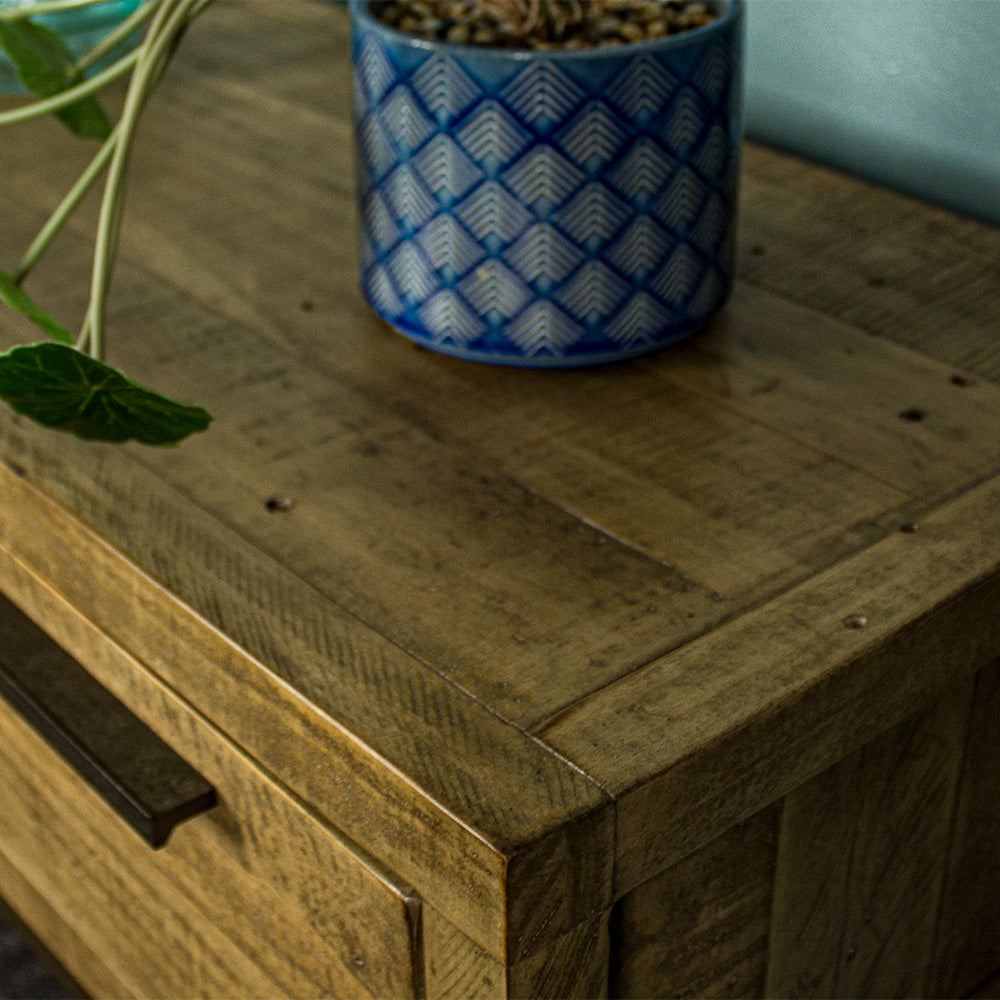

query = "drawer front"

[0,573,421,1000]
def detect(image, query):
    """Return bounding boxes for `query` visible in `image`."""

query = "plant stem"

[73,0,158,73]
[0,47,140,126]
[14,124,119,284]
[84,0,211,360]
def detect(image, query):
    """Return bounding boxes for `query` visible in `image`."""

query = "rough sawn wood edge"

[539,471,1000,897]
[0,430,614,966]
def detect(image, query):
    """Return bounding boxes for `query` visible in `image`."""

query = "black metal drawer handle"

[0,593,216,848]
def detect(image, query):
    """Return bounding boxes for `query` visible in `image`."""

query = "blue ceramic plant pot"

[1,0,143,93]
[351,0,744,367]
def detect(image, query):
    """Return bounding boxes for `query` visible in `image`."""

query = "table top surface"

[2,0,1000,962]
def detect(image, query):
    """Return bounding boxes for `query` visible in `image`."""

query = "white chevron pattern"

[358,115,396,182]
[555,182,632,250]
[650,243,703,304]
[383,164,438,230]
[606,215,672,279]
[557,101,628,171]
[458,260,531,318]
[694,43,732,104]
[380,86,435,153]
[607,137,674,201]
[456,101,531,168]
[505,223,584,284]
[506,301,583,356]
[606,292,673,347]
[556,261,630,322]
[455,181,532,246]
[419,290,485,344]
[415,214,484,276]
[387,241,438,301]
[355,36,395,105]
[412,53,479,123]
[502,146,585,211]
[365,264,403,316]
[694,121,731,182]
[607,54,679,121]
[501,60,585,129]
[654,165,708,233]
[413,134,483,202]
[361,191,400,252]
[664,87,706,154]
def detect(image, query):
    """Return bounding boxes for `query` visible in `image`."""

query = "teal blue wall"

[743,0,1000,224]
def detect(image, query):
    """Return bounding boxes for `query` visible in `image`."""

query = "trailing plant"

[0,0,213,445]
[0,0,716,446]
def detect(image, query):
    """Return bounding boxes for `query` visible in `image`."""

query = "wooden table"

[2,3,1000,997]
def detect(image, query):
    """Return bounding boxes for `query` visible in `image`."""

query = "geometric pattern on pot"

[352,0,745,366]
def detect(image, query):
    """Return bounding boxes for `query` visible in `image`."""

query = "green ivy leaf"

[0,271,75,344]
[0,17,111,139]
[0,342,212,445]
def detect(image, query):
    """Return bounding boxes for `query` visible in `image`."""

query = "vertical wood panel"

[930,659,1000,998]
[610,804,780,999]
[766,683,972,999]
[423,907,610,1000]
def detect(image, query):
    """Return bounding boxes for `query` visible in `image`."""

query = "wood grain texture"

[2,1,1000,993]
[0,455,613,965]
[423,905,611,1000]
[610,804,780,999]
[0,561,422,1000]
[0,847,132,1000]
[0,694,290,999]
[740,143,1000,383]
[929,659,1000,998]
[766,684,971,999]
[541,473,1000,895]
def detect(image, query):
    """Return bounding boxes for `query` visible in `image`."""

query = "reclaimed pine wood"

[423,907,611,1000]
[766,683,972,999]
[0,456,614,968]
[739,144,1000,381]
[929,660,1000,998]
[609,805,781,999]
[0,555,422,1000]
[0,848,131,1000]
[540,473,1000,894]
[3,1,1000,995]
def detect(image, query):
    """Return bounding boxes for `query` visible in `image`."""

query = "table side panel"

[540,473,1000,895]
[0,452,613,964]
[605,673,996,1000]
[929,659,1000,998]
[609,804,780,999]
[765,681,972,999]
[423,905,611,1000]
